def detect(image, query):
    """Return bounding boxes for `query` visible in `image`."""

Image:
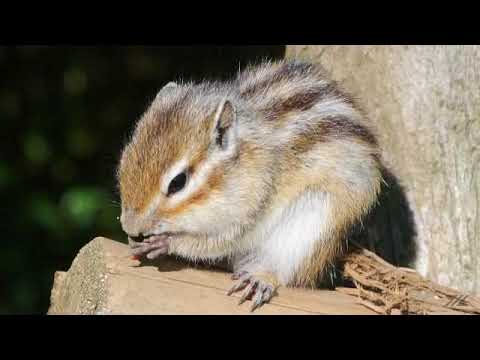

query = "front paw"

[129,235,170,260]
[227,272,279,312]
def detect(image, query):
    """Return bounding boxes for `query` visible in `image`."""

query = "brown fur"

[118,90,216,212]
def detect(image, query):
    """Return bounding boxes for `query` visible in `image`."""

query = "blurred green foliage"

[0,46,285,314]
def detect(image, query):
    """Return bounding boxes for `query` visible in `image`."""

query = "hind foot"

[227,271,279,312]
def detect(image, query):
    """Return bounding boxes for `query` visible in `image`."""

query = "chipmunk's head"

[117,82,269,259]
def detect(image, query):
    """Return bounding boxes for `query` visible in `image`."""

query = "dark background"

[0,46,285,314]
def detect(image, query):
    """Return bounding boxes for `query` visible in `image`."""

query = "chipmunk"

[117,59,382,311]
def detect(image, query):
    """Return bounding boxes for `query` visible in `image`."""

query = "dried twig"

[337,243,480,315]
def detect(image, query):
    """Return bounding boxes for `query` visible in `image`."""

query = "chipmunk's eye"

[167,172,187,196]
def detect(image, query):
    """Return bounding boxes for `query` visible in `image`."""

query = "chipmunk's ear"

[155,82,178,100]
[212,99,237,151]
[162,81,178,90]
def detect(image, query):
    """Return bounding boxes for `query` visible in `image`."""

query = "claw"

[129,240,145,248]
[250,299,262,312]
[129,235,170,259]
[227,275,250,296]
[130,245,152,257]
[227,271,278,311]
[249,283,275,312]
[262,287,274,303]
[144,234,169,244]
[146,246,168,259]
[238,280,258,305]
[250,285,265,312]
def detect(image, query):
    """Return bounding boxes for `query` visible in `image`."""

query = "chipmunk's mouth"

[128,232,176,244]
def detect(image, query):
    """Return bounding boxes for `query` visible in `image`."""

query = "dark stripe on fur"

[290,115,378,155]
[319,116,378,146]
[265,85,329,120]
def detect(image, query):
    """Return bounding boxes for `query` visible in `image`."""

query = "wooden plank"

[48,237,375,315]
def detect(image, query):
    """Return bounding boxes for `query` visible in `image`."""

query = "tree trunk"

[286,45,480,295]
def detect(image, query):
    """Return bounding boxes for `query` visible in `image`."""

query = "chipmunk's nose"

[120,208,166,241]
[120,208,144,238]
